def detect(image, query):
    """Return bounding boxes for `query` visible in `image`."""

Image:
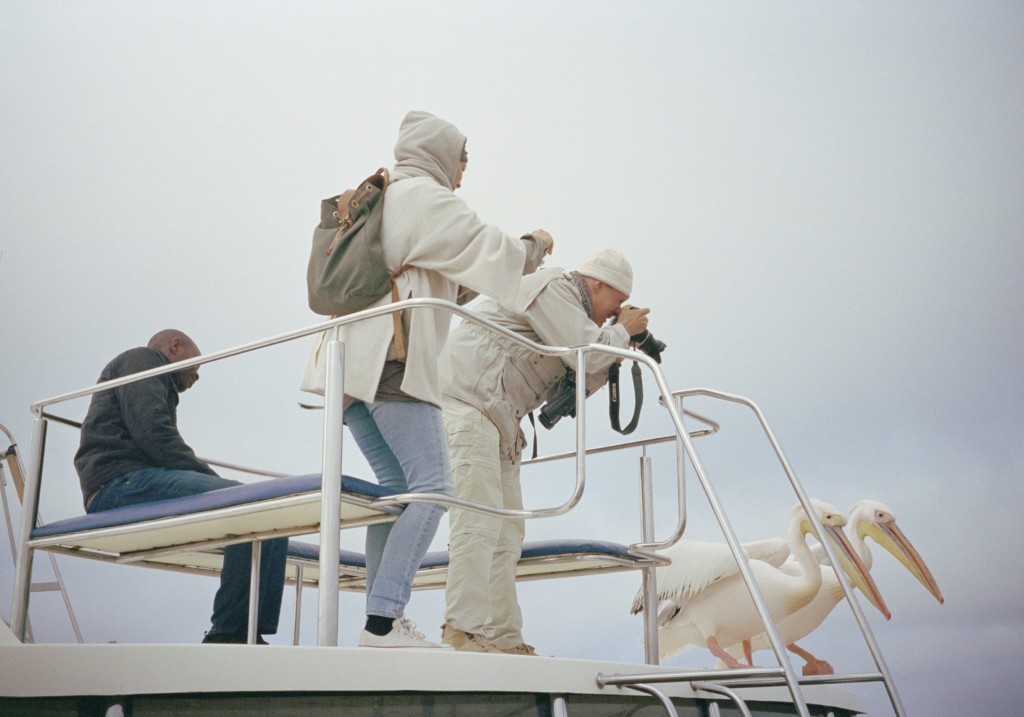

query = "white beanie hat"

[576,249,633,296]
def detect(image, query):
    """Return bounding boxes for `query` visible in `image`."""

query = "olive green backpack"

[305,168,407,357]
[306,168,393,316]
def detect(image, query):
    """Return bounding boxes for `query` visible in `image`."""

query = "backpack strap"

[332,168,389,239]
[390,264,413,361]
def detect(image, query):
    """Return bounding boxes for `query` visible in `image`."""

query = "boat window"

[0,692,550,716]
[562,696,858,717]
[0,693,860,717]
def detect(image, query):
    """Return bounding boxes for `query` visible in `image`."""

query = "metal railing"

[11,299,695,646]
[9,298,906,717]
[1,424,83,644]
[592,386,909,717]
[666,389,907,717]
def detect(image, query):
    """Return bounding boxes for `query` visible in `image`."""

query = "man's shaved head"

[147,329,202,391]
[148,329,198,354]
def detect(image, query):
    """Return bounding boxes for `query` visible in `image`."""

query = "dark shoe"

[202,630,268,645]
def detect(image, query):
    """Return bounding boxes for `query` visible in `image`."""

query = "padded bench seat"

[28,473,399,562]
[285,538,668,590]
[28,473,665,590]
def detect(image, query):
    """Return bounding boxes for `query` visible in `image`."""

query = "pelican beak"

[823,522,891,619]
[863,519,944,604]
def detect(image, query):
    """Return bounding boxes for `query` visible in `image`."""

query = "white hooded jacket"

[301,111,545,406]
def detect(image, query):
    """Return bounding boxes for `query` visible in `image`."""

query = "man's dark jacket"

[74,347,214,505]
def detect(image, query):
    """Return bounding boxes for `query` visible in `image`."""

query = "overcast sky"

[2,2,1022,715]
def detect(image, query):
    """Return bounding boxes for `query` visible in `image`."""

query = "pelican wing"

[630,537,789,615]
[741,537,790,567]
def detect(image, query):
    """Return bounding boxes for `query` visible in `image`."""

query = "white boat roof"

[0,622,865,714]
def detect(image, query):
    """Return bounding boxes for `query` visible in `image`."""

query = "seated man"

[438,249,650,654]
[74,329,287,644]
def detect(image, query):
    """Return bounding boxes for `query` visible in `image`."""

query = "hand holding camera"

[616,305,649,336]
[614,305,666,364]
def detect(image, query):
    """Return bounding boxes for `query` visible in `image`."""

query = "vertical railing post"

[317,339,344,646]
[10,417,47,640]
[674,394,688,539]
[1,462,17,564]
[247,541,262,644]
[574,349,587,514]
[639,451,659,665]
[292,563,304,645]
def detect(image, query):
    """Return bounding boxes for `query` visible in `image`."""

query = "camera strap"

[526,412,539,459]
[608,360,643,434]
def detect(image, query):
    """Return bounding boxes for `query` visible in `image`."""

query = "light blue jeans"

[344,400,453,618]
[88,467,288,636]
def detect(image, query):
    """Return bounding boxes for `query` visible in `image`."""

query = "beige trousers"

[442,397,526,649]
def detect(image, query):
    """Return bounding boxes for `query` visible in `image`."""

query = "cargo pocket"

[445,417,497,470]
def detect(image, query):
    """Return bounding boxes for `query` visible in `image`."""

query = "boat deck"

[0,621,866,716]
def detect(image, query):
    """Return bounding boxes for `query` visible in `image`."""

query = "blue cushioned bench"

[29,471,665,590]
[285,538,668,591]
[28,473,400,571]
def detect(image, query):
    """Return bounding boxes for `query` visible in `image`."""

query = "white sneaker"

[395,617,426,640]
[358,618,448,649]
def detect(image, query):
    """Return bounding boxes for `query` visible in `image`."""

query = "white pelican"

[631,499,887,667]
[728,499,944,675]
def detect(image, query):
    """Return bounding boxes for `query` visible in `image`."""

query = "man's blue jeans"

[344,400,453,618]
[88,467,288,637]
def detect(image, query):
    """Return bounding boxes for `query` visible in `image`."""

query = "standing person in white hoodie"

[303,111,552,648]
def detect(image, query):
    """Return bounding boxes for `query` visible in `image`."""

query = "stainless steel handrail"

[597,667,785,688]
[712,672,888,688]
[12,299,696,646]
[1,429,84,644]
[624,684,680,717]
[670,388,908,717]
[371,342,699,535]
[691,682,753,717]
[40,414,290,479]
[598,365,816,712]
[24,300,691,529]
[10,299,905,717]
[25,302,676,526]
[28,297,636,415]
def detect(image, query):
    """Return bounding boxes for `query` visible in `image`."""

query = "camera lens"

[630,330,666,364]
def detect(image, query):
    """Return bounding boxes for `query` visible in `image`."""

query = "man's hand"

[616,305,650,337]
[529,229,555,255]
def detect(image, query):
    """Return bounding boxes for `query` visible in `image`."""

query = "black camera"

[537,309,666,432]
[537,372,585,430]
[629,329,667,364]
[613,306,667,364]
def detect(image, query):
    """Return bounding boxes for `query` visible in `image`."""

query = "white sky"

[1,2,1022,715]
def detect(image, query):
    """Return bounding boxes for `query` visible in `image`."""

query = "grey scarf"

[567,271,594,321]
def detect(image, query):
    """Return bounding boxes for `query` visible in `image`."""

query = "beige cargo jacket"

[439,268,631,461]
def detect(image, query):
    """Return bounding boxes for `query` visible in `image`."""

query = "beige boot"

[440,623,501,653]
[499,642,538,656]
